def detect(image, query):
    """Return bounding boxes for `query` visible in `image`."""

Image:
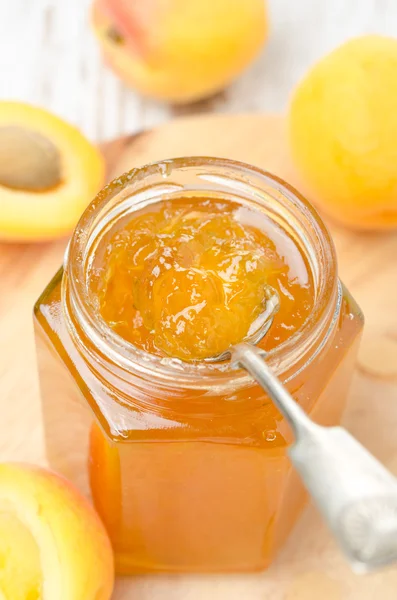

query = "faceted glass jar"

[34,158,364,574]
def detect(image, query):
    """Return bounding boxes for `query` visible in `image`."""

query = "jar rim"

[65,156,338,392]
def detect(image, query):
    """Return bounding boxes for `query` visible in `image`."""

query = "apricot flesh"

[0,513,41,600]
[0,463,114,600]
[92,0,268,103]
[0,102,104,241]
[289,35,397,230]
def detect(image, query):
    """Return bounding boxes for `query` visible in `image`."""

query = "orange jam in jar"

[90,197,314,361]
[34,158,363,573]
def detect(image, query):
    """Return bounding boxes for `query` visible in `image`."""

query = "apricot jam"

[34,158,363,574]
[89,197,314,361]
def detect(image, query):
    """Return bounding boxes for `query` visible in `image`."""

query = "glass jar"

[34,157,363,574]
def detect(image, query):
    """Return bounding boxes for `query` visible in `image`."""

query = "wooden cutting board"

[1,114,397,599]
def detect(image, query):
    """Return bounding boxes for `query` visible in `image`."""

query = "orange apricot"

[0,102,104,241]
[0,463,114,600]
[289,35,397,230]
[92,0,268,103]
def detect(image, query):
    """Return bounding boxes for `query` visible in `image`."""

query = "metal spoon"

[213,290,397,573]
[207,287,280,363]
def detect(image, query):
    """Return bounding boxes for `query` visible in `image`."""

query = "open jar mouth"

[64,157,339,392]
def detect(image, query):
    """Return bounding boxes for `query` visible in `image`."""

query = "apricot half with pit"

[0,102,104,241]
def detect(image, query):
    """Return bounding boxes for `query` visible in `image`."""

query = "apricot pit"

[0,126,62,192]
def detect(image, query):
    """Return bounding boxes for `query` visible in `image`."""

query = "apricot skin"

[289,36,397,231]
[92,0,268,103]
[0,463,114,600]
[0,102,104,242]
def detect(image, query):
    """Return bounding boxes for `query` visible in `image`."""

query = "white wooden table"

[1,0,397,143]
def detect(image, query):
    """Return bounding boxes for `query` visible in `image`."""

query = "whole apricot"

[92,0,268,103]
[0,463,114,600]
[289,35,397,230]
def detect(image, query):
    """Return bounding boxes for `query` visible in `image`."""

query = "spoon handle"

[231,343,397,572]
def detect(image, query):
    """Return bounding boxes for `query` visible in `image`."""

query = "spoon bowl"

[205,287,280,363]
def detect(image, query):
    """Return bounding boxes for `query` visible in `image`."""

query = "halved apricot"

[0,463,114,599]
[0,102,104,241]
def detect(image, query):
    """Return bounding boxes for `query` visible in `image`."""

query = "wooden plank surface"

[1,113,397,599]
[2,0,397,142]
